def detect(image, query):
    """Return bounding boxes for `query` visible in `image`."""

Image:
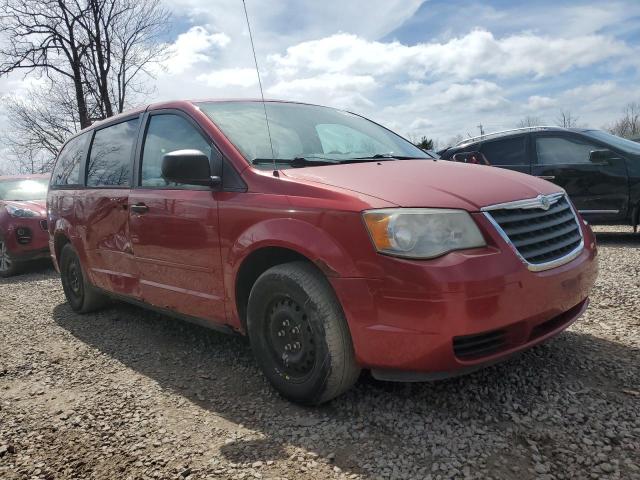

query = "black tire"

[247,261,360,405]
[0,234,20,278]
[59,244,108,313]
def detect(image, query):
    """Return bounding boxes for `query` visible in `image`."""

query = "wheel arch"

[228,218,359,332]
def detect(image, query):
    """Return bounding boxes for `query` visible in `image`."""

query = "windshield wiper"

[252,156,337,168]
[349,154,424,160]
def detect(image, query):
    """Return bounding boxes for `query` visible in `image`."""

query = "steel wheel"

[0,240,11,273]
[247,261,360,404]
[59,243,108,313]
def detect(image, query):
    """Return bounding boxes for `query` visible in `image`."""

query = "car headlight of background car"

[5,204,41,218]
[363,208,486,259]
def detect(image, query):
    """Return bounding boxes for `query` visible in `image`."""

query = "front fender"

[227,217,360,278]
[223,217,363,330]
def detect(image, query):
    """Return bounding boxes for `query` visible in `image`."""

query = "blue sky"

[1,0,639,153]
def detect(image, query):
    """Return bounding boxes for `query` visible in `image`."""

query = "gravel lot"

[1,226,639,480]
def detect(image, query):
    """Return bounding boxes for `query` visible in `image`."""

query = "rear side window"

[535,136,598,165]
[141,114,212,187]
[51,133,88,186]
[86,118,140,187]
[480,137,528,166]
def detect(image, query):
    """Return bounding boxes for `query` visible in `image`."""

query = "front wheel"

[0,236,20,278]
[59,244,108,313]
[247,261,360,405]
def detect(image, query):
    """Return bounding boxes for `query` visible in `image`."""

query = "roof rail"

[455,126,569,147]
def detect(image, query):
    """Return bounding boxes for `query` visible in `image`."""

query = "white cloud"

[162,26,231,74]
[269,30,628,81]
[527,95,556,110]
[196,68,258,88]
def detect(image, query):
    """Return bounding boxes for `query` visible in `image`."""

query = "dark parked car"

[440,127,640,227]
[0,174,50,277]
[48,101,597,404]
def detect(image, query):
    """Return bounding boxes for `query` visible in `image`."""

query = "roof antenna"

[242,0,278,177]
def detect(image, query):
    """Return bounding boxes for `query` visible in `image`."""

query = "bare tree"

[1,79,80,173]
[556,110,580,128]
[606,102,640,139]
[0,0,92,127]
[516,116,544,128]
[79,0,170,118]
[0,0,170,171]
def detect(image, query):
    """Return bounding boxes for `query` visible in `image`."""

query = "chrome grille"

[483,193,583,271]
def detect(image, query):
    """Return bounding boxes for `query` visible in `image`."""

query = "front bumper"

[330,215,598,378]
[4,217,50,262]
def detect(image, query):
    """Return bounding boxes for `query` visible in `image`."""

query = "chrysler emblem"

[538,195,551,210]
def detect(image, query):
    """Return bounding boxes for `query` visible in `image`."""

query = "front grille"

[485,195,582,268]
[453,329,507,360]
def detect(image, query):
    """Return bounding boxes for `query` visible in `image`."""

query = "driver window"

[535,136,598,165]
[141,114,212,187]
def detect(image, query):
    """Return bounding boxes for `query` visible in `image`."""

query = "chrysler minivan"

[48,100,598,404]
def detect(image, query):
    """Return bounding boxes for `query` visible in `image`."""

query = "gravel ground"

[1,226,639,480]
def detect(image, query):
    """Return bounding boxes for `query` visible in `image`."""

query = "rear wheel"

[247,261,360,404]
[0,236,20,278]
[59,244,108,313]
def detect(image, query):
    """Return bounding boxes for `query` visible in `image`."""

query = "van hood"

[281,160,562,210]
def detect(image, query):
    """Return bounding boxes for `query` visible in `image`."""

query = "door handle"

[130,203,149,214]
[536,175,556,180]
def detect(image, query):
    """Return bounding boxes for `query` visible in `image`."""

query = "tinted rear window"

[480,137,528,166]
[86,118,139,187]
[51,133,88,186]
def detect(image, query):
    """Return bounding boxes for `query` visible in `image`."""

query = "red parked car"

[0,174,50,277]
[47,100,598,404]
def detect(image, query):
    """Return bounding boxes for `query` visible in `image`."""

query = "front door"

[80,117,141,296]
[531,132,629,222]
[128,111,226,323]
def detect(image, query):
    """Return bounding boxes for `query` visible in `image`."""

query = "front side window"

[0,178,49,201]
[51,133,87,186]
[141,114,212,187]
[535,136,599,165]
[198,101,429,169]
[86,118,140,187]
[480,137,528,166]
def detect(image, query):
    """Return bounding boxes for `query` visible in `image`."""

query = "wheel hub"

[267,298,316,379]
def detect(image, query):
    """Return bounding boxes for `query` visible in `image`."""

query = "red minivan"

[47,100,598,404]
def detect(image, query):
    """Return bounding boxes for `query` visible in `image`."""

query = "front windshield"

[0,178,49,201]
[583,130,640,155]
[198,101,429,168]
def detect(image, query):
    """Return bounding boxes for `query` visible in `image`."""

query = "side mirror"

[161,149,221,188]
[588,149,618,165]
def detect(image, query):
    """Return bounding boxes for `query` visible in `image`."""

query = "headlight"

[5,204,40,218]
[362,208,486,259]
